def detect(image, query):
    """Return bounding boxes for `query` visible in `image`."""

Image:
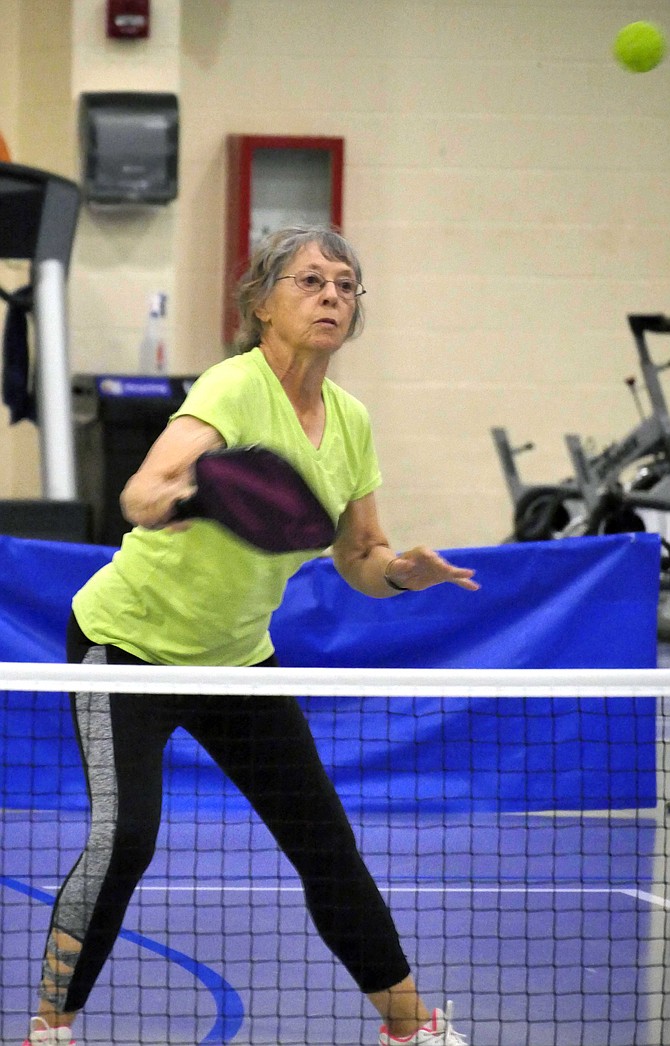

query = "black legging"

[45,613,410,1013]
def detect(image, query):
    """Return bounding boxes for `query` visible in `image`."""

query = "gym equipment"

[0,162,88,540]
[492,314,670,554]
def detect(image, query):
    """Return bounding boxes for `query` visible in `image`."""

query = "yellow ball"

[614,21,666,72]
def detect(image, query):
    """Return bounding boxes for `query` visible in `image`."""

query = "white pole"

[32,258,77,499]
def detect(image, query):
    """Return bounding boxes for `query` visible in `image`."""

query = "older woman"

[24,226,478,1046]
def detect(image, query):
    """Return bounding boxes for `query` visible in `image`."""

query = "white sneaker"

[379,1002,468,1046]
[22,1017,75,1046]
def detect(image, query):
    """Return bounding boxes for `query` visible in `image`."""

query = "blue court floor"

[1,801,668,1046]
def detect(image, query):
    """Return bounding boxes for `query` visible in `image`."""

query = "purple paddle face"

[175,445,336,553]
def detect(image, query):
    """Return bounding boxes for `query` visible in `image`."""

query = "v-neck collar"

[253,348,331,455]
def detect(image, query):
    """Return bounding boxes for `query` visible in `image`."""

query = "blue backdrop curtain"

[0,532,660,813]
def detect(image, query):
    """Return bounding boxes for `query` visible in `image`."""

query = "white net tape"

[3,662,670,697]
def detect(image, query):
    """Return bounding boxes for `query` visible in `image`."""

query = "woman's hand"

[333,494,479,597]
[384,546,479,592]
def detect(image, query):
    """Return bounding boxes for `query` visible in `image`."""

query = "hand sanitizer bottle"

[138,292,169,374]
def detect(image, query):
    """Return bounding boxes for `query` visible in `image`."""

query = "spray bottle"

[138,292,168,374]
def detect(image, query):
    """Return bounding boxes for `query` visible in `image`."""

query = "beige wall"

[0,0,18,495]
[2,1,670,552]
[70,0,180,376]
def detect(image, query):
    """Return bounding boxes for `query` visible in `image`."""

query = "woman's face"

[256,243,358,357]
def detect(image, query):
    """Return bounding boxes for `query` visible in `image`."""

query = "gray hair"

[233,225,365,353]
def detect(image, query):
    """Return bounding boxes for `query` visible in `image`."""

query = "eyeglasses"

[276,271,366,300]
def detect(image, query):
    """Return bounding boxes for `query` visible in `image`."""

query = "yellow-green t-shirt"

[72,348,381,666]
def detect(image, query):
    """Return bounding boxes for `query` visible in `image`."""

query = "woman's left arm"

[331,492,480,598]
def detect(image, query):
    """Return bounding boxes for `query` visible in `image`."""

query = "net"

[1,663,669,1046]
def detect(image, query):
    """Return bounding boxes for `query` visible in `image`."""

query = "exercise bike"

[492,314,670,583]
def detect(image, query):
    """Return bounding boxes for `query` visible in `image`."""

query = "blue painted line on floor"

[0,875,245,1044]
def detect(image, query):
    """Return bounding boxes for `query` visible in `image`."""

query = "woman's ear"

[255,302,270,324]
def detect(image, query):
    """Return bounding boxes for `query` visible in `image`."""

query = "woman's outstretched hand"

[385,546,480,592]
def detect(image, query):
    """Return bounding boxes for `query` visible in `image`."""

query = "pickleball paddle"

[172,444,336,553]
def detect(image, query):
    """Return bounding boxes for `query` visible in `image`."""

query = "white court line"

[620,887,670,910]
[37,881,668,904]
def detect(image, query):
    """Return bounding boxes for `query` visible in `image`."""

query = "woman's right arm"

[120,414,223,529]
